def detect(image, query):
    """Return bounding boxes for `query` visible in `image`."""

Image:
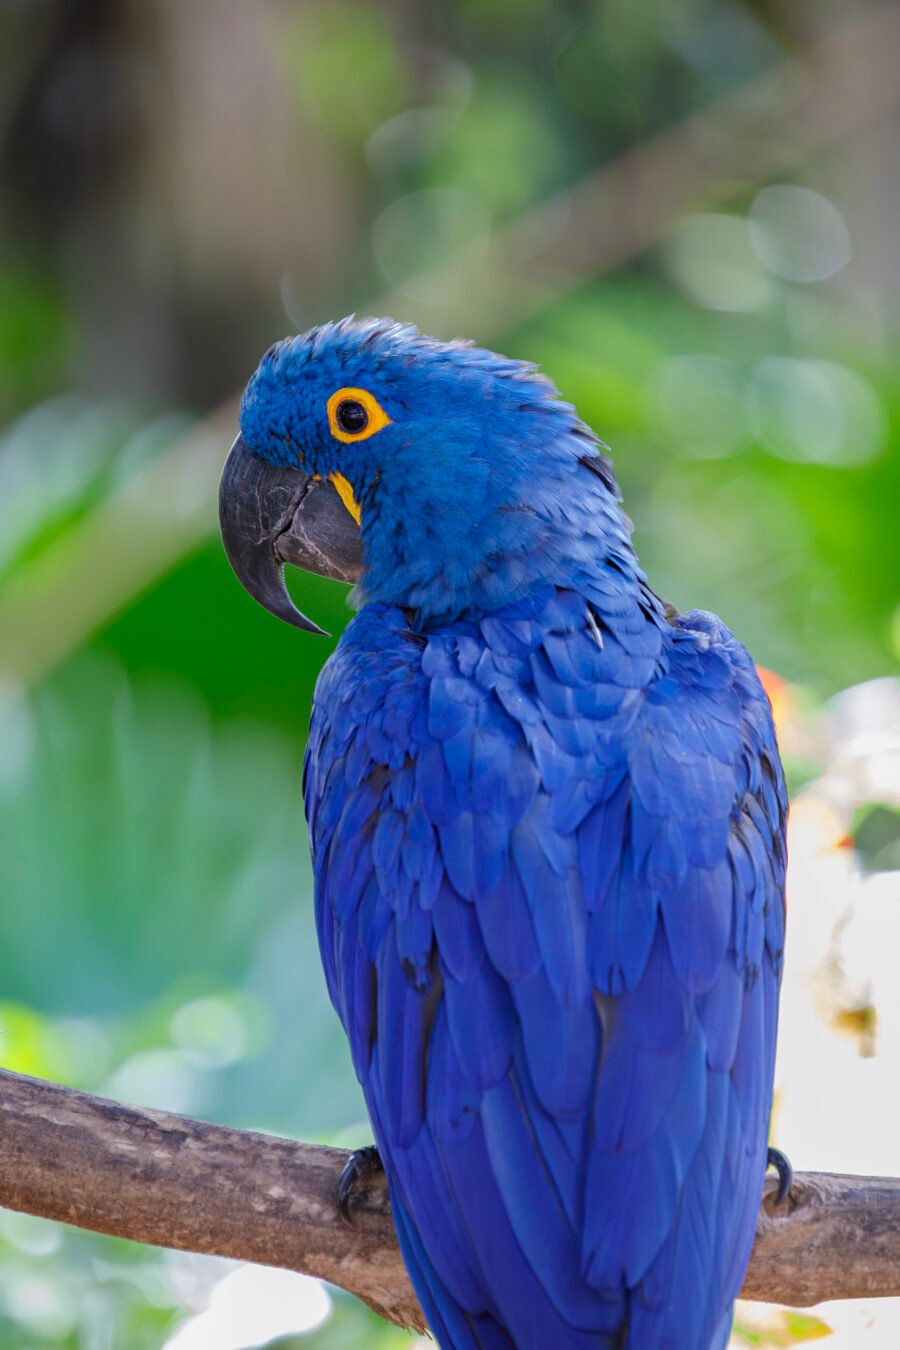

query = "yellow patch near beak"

[330,471,362,526]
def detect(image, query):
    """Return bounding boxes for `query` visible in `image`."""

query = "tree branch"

[1,1069,898,1325]
[0,1067,425,1331]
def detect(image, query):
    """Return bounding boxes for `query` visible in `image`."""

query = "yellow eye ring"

[327,387,391,443]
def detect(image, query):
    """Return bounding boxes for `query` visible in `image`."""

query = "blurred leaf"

[0,1003,72,1080]
[852,804,900,874]
[0,654,306,1013]
[425,81,569,216]
[283,5,408,146]
[732,1306,833,1345]
[0,268,70,420]
[785,1312,832,1341]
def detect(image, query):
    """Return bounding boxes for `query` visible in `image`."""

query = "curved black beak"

[218,434,363,635]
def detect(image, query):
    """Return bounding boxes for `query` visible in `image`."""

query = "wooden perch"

[1,1068,899,1328]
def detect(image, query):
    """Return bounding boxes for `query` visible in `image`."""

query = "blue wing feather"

[304,595,787,1348]
[475,864,543,981]
[512,963,599,1116]
[444,956,516,1091]
[432,879,486,983]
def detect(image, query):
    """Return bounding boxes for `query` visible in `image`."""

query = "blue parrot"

[218,317,788,1349]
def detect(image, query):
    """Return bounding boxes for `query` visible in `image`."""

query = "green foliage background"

[1,1,897,1345]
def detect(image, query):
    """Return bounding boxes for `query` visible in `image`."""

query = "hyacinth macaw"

[218,318,788,1350]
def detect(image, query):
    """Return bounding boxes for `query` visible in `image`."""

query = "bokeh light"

[661,214,773,312]
[749,185,853,284]
[748,357,886,466]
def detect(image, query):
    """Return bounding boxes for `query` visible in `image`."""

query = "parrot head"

[219,316,624,632]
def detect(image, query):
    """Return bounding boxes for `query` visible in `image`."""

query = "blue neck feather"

[355,439,646,629]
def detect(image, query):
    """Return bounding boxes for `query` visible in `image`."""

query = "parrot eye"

[337,400,367,433]
[327,386,392,443]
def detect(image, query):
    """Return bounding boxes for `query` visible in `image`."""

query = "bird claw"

[766,1146,793,1205]
[337,1145,384,1224]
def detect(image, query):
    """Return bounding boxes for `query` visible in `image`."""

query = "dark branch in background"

[2,1069,900,1329]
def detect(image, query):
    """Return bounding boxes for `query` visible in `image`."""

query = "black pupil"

[337,400,368,434]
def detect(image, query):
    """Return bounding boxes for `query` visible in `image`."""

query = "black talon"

[766,1146,793,1205]
[337,1145,384,1224]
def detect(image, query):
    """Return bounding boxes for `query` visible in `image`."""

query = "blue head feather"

[240,317,641,626]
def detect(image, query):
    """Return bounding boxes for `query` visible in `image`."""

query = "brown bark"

[1,1067,899,1326]
[747,1170,900,1305]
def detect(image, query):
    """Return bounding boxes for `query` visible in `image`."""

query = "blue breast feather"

[304,581,786,1349]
